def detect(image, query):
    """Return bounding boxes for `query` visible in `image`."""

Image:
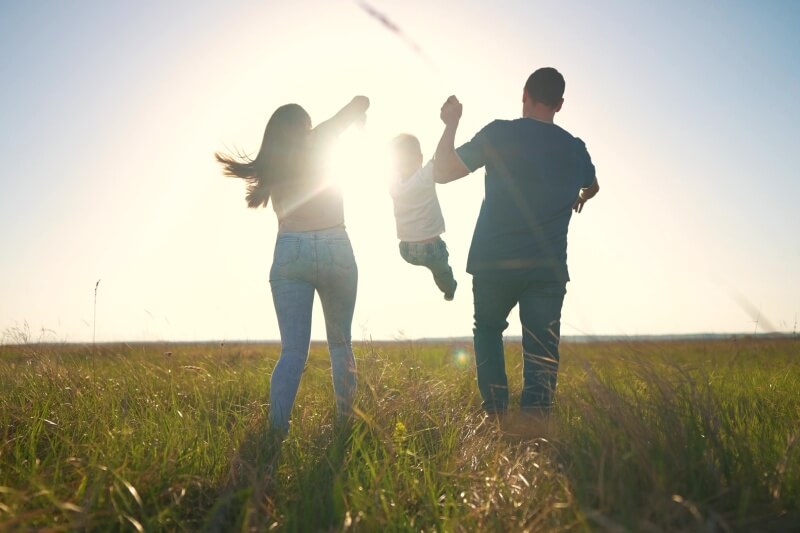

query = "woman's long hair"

[215,104,311,208]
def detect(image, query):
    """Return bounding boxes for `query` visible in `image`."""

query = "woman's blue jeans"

[268,227,358,433]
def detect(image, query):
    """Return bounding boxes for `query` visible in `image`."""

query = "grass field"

[1,337,798,532]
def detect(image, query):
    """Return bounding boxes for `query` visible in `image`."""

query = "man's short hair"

[390,133,421,157]
[524,67,565,108]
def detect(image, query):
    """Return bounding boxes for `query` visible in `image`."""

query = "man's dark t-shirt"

[456,118,596,282]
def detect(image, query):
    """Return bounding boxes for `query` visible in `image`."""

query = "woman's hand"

[351,96,369,127]
[351,95,370,112]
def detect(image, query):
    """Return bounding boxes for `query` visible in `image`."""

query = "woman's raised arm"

[313,96,370,138]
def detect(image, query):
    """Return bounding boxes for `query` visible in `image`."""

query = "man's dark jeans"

[472,275,566,413]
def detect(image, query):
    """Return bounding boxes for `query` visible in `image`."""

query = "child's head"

[390,134,423,179]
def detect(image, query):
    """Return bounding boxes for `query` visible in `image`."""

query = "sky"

[1,0,798,343]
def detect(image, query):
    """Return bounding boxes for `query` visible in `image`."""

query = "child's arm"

[433,96,470,184]
[314,96,370,138]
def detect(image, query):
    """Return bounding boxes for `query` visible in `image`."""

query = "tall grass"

[0,338,798,531]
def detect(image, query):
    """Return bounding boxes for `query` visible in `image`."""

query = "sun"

[326,127,392,203]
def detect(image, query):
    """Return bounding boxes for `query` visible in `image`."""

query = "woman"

[216,96,369,434]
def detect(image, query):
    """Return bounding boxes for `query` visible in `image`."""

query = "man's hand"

[573,179,600,213]
[440,95,462,126]
[573,190,588,213]
[433,95,469,183]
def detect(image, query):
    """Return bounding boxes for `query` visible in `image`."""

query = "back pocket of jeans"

[328,240,356,269]
[274,240,300,267]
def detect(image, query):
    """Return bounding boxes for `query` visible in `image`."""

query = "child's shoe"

[444,280,457,301]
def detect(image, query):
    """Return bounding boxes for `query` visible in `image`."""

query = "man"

[433,67,599,416]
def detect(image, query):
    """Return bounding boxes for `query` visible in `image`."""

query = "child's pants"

[399,237,457,297]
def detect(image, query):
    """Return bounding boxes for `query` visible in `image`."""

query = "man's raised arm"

[433,96,470,184]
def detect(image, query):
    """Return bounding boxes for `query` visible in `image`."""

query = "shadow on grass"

[201,415,282,532]
[279,424,355,532]
[202,418,357,532]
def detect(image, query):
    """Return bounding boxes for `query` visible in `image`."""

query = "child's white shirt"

[389,161,446,242]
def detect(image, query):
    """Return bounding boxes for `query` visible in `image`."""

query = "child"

[388,134,457,300]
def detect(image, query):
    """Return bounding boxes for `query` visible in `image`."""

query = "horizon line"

[2,331,797,348]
